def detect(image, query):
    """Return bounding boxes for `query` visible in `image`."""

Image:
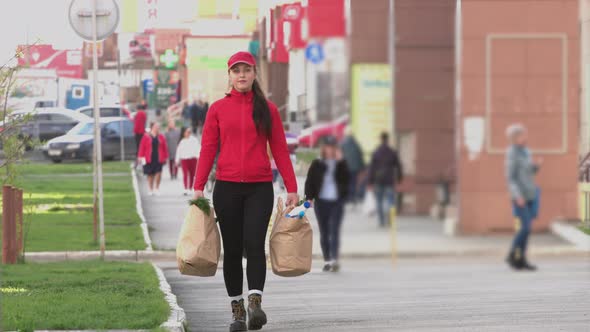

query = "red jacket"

[133,111,147,134]
[194,89,297,192]
[138,133,169,164]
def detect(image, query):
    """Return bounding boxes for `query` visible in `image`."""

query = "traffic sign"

[305,43,324,64]
[69,0,119,41]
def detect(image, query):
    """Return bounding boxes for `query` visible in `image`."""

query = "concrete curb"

[131,165,153,251]
[23,246,588,263]
[551,221,590,251]
[153,263,187,332]
[24,250,174,262]
[34,330,151,332]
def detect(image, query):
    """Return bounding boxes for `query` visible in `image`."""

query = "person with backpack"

[367,132,404,227]
[192,51,298,331]
[505,124,541,271]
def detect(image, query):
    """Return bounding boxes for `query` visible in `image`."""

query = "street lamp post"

[90,0,106,258]
[118,47,125,162]
[69,0,119,259]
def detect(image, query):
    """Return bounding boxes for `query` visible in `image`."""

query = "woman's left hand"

[285,192,299,207]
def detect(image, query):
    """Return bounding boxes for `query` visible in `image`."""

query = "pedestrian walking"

[196,97,209,135]
[181,100,192,128]
[341,126,366,206]
[189,97,200,134]
[304,135,349,272]
[367,132,404,227]
[165,120,181,180]
[505,124,541,271]
[192,51,298,331]
[175,127,200,196]
[133,103,147,166]
[138,122,169,196]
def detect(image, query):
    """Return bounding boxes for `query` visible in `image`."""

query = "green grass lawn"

[579,225,590,235]
[1,260,170,331]
[17,161,132,175]
[1,161,146,251]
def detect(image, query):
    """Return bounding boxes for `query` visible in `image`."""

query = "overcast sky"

[0,0,292,65]
[0,0,81,63]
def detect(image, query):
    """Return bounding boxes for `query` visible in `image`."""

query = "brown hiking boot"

[247,294,267,330]
[229,299,247,332]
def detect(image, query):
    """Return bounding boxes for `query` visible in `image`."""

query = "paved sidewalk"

[159,257,590,332]
[138,170,579,257]
[138,169,588,332]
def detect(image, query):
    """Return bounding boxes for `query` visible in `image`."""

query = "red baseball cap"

[227,51,256,69]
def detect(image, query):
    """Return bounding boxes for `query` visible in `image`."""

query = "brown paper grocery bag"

[176,199,221,277]
[269,197,313,277]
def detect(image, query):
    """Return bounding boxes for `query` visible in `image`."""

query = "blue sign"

[305,43,324,64]
[66,84,90,110]
[143,79,154,93]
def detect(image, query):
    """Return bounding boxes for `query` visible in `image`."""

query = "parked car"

[297,115,348,148]
[74,105,132,119]
[44,117,137,163]
[0,107,90,144]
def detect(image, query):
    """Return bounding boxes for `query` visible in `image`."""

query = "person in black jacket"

[304,135,349,272]
[368,132,403,227]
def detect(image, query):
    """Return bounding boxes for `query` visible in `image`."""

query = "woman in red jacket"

[138,122,169,196]
[193,51,298,331]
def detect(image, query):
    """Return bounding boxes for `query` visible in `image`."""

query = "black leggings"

[213,180,274,297]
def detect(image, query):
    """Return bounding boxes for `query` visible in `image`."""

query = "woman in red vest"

[138,122,169,196]
[193,52,298,331]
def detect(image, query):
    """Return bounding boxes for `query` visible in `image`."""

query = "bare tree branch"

[0,40,40,72]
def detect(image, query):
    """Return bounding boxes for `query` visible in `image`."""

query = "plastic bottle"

[286,200,311,219]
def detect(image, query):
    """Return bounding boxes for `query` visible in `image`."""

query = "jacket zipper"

[240,94,245,182]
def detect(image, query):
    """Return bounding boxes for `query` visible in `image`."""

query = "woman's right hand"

[193,190,204,199]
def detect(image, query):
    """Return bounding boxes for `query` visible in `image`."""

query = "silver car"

[0,107,90,148]
[44,117,137,163]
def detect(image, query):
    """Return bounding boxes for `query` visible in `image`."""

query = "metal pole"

[93,120,97,243]
[118,47,125,161]
[92,0,106,259]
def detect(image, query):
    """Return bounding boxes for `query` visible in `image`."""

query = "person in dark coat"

[189,98,200,134]
[367,132,403,227]
[305,135,349,272]
[341,126,365,205]
[196,98,209,134]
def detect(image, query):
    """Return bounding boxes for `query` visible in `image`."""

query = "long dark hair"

[179,126,187,145]
[251,79,272,138]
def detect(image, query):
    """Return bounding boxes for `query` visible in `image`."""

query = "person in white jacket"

[175,127,201,195]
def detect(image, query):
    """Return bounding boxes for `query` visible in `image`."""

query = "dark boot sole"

[248,308,267,330]
[505,257,523,270]
[229,320,247,332]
